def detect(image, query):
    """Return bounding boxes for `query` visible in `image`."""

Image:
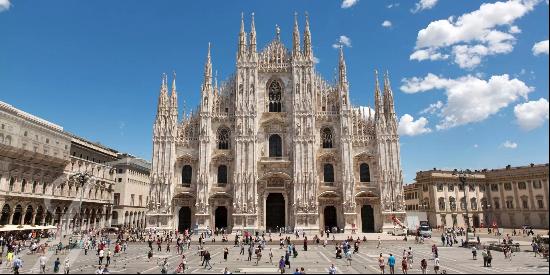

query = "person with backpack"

[420,258,428,274]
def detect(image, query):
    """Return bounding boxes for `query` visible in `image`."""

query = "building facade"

[111,153,151,228]
[0,101,117,233]
[410,164,549,229]
[148,14,406,233]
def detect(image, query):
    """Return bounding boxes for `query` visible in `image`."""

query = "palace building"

[147,13,406,233]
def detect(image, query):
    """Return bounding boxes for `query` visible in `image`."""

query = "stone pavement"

[2,239,548,274]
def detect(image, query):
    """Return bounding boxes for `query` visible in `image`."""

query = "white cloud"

[398,114,432,136]
[357,106,375,120]
[382,20,393,28]
[0,0,11,12]
[514,98,549,130]
[341,0,359,9]
[412,0,439,13]
[420,100,444,115]
[312,56,320,64]
[387,3,400,8]
[501,140,518,149]
[411,0,541,69]
[332,35,352,48]
[401,73,534,129]
[532,40,549,55]
[473,144,479,148]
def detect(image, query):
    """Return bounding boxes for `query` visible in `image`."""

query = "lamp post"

[69,172,92,234]
[453,169,473,245]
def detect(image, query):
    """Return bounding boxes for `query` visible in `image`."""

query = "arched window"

[32,181,38,193]
[470,198,478,210]
[460,197,467,210]
[449,197,456,211]
[321,128,333,148]
[359,163,371,182]
[21,179,27,193]
[217,165,228,185]
[217,128,230,150]
[182,165,192,186]
[438,198,446,211]
[323,164,334,183]
[9,178,15,192]
[481,198,488,210]
[269,134,282,157]
[268,80,282,112]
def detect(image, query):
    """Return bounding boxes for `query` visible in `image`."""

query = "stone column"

[31,211,38,226]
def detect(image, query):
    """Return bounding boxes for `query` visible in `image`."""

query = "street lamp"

[452,169,473,245]
[69,172,92,234]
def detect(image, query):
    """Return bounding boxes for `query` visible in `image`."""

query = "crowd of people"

[0,225,547,274]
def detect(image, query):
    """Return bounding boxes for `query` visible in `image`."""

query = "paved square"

[3,237,548,274]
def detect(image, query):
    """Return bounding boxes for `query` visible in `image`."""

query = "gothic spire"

[238,12,247,59]
[203,43,213,87]
[303,12,313,59]
[249,12,257,55]
[374,69,385,121]
[170,71,178,108]
[338,46,347,86]
[156,73,169,117]
[292,12,301,57]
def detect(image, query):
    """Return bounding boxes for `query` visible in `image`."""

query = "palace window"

[448,184,454,191]
[182,165,192,186]
[217,128,230,150]
[490,184,498,192]
[504,182,512,191]
[321,128,333,148]
[437,183,443,192]
[21,179,27,193]
[481,198,488,210]
[9,177,15,192]
[359,163,371,183]
[114,193,121,206]
[217,165,228,185]
[537,197,544,209]
[268,80,282,112]
[460,197,467,210]
[269,134,282,158]
[533,180,542,189]
[438,198,446,211]
[505,198,514,209]
[449,197,457,211]
[479,184,486,192]
[493,199,500,210]
[518,182,527,190]
[323,164,335,183]
[470,198,478,210]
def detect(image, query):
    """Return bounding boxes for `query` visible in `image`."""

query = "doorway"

[215,206,228,230]
[266,193,285,231]
[324,206,338,232]
[178,207,192,233]
[361,205,375,233]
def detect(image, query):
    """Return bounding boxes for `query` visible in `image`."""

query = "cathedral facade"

[147,14,406,234]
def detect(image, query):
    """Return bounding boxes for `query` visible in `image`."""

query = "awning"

[0,225,57,232]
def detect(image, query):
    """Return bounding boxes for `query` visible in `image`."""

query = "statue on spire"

[275,24,281,40]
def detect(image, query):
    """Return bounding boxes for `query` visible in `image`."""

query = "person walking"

[256,249,262,265]
[53,258,61,273]
[433,256,440,274]
[471,246,477,260]
[13,257,23,274]
[39,254,47,274]
[204,250,212,270]
[106,250,111,265]
[64,258,71,274]
[401,257,408,274]
[328,263,337,274]
[224,247,229,261]
[420,258,427,274]
[378,253,386,274]
[486,250,492,267]
[269,248,274,264]
[388,253,396,274]
[481,249,488,267]
[278,256,286,274]
[98,248,104,265]
[377,236,382,249]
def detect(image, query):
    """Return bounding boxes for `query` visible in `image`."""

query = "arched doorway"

[473,215,480,228]
[324,206,338,232]
[12,205,23,225]
[215,206,228,230]
[361,205,375,233]
[0,205,11,225]
[266,193,285,231]
[178,207,192,233]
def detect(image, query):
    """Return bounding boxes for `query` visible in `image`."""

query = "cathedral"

[147,13,406,234]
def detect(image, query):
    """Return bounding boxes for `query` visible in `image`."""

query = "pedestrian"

[487,250,492,267]
[401,257,408,274]
[377,236,382,249]
[54,258,61,273]
[39,254,47,274]
[147,249,153,261]
[329,263,337,274]
[278,256,286,274]
[471,246,477,260]
[223,267,232,274]
[256,248,262,265]
[434,256,440,274]
[285,250,291,269]
[303,237,308,251]
[204,250,212,269]
[106,250,111,265]
[161,258,168,274]
[94,265,103,274]
[420,258,427,274]
[481,249,488,267]
[378,253,386,274]
[64,258,70,274]
[98,248,104,265]
[13,256,22,274]
[224,247,229,261]
[388,253,396,274]
[269,248,274,264]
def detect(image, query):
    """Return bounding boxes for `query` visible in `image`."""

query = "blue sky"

[1,0,548,182]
